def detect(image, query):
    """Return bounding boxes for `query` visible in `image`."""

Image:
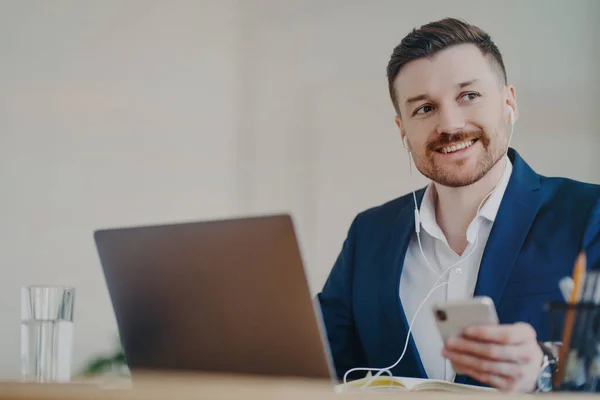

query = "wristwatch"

[536,342,560,392]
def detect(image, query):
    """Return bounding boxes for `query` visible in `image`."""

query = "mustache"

[427,131,489,151]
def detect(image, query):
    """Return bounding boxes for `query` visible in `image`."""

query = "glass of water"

[21,286,75,382]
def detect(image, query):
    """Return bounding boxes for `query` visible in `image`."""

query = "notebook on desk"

[94,213,492,394]
[338,374,496,393]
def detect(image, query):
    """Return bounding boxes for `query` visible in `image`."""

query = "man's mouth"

[436,138,478,154]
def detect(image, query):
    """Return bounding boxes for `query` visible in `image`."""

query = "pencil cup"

[546,301,600,392]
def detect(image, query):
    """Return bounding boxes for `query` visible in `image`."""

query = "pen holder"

[546,301,600,392]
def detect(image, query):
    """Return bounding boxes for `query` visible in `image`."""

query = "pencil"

[554,252,587,389]
[583,274,600,390]
[563,271,596,385]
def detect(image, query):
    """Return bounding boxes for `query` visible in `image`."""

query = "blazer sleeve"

[583,197,600,270]
[316,216,367,381]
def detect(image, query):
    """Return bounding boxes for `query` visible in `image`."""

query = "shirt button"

[455,268,463,274]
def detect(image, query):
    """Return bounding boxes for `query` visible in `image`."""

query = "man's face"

[394,43,517,188]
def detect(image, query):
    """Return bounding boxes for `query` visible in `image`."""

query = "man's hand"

[441,322,543,392]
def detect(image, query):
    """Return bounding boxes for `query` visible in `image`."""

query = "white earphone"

[343,103,517,389]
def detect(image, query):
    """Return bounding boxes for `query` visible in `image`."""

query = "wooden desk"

[1,372,597,400]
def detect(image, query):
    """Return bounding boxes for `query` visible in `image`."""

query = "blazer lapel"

[380,189,428,378]
[454,149,543,385]
[473,150,543,307]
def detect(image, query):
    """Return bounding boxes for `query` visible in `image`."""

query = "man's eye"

[415,105,434,115]
[461,92,480,101]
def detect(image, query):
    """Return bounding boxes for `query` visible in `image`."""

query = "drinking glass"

[21,286,75,382]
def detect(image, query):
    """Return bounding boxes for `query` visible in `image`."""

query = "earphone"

[508,104,515,126]
[342,104,516,389]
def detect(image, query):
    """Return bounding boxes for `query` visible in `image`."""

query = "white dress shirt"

[399,156,513,381]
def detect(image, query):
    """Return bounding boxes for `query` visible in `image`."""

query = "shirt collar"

[419,184,445,242]
[418,155,513,241]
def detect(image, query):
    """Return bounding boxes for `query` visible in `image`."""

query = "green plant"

[81,345,129,377]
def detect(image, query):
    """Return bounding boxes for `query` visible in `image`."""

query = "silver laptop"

[94,214,335,381]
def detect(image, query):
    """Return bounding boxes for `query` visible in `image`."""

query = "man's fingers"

[462,322,537,345]
[444,323,543,392]
[442,349,525,380]
[445,337,534,364]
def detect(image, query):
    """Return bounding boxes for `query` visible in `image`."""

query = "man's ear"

[395,114,405,138]
[396,115,411,152]
[394,114,402,130]
[506,85,519,122]
[395,115,408,150]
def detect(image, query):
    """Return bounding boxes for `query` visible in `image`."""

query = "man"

[317,18,600,393]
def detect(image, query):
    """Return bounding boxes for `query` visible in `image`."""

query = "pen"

[571,271,598,387]
[554,252,587,389]
[582,274,600,391]
[563,271,595,385]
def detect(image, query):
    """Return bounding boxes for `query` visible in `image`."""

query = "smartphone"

[432,296,499,342]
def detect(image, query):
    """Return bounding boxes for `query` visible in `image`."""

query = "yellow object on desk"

[339,374,497,393]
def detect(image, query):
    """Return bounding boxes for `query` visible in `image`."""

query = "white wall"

[1,0,599,379]
[0,0,241,378]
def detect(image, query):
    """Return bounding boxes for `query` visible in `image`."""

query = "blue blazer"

[317,148,600,386]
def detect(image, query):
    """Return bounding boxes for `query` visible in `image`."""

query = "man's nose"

[435,106,465,135]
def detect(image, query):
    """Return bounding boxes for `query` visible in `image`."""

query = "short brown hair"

[387,18,507,115]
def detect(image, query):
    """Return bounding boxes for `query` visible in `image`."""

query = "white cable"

[342,117,516,390]
[340,281,448,387]
[343,187,491,387]
[349,186,492,388]
[417,231,439,277]
[409,152,439,278]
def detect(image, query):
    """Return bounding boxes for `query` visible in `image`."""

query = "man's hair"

[387,18,507,115]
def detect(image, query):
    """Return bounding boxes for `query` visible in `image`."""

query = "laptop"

[94,214,336,381]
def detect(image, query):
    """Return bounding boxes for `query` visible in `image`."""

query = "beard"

[412,129,506,188]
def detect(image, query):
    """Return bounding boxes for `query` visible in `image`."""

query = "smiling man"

[317,18,600,392]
